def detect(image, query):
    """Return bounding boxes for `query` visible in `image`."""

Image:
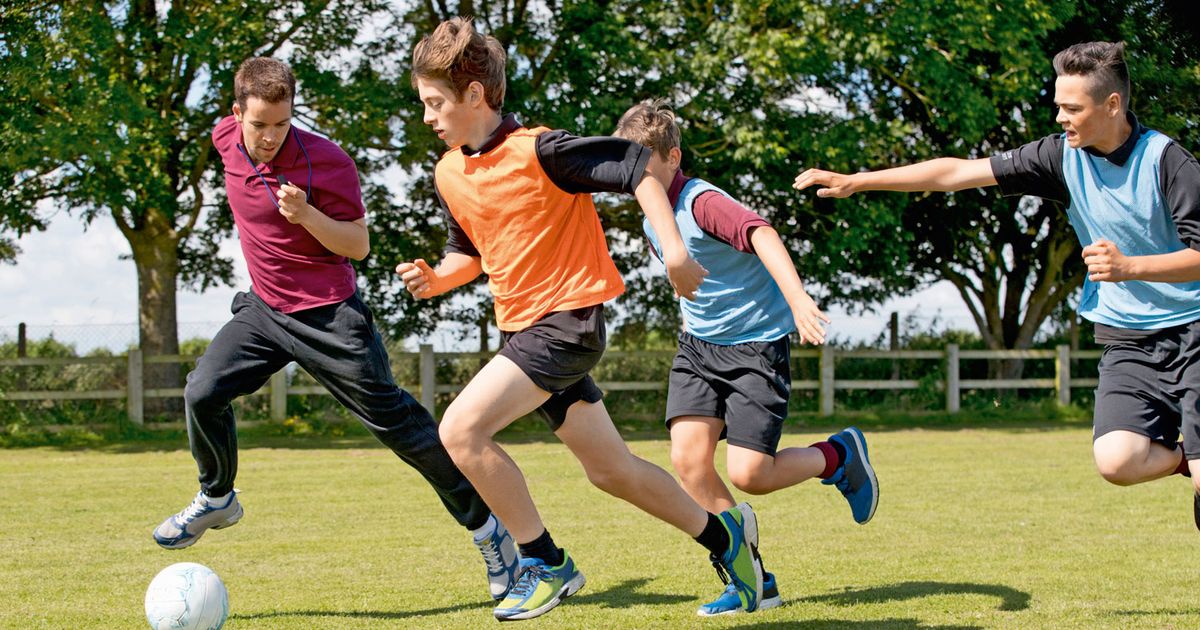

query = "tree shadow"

[795,581,1030,612]
[565,577,694,609]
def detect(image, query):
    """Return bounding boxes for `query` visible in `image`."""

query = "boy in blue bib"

[616,100,880,616]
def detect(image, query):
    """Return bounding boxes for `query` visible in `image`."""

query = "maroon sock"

[1175,446,1192,477]
[812,441,841,479]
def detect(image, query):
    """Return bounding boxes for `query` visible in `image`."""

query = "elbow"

[348,241,370,261]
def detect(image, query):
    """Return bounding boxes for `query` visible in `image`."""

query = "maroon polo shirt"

[213,115,364,313]
[666,169,769,253]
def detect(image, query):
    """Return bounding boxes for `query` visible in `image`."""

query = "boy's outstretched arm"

[793,157,998,198]
[634,174,708,299]
[396,252,483,299]
[749,226,830,344]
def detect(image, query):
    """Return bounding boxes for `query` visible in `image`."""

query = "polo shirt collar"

[1084,111,1145,167]
[237,126,303,172]
[466,113,522,156]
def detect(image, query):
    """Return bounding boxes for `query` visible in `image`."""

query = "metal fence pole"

[820,344,835,416]
[270,368,288,421]
[420,344,436,415]
[1055,344,1071,406]
[127,348,144,425]
[946,344,960,414]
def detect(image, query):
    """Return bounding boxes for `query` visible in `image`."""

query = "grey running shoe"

[153,491,243,549]
[474,516,521,600]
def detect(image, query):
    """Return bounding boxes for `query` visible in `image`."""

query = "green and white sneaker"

[493,551,586,621]
[709,505,763,612]
[153,490,243,549]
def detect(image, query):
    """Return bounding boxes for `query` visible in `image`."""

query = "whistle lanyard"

[236,126,315,209]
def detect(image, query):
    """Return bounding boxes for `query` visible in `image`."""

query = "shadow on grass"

[795,581,1030,612]
[230,577,690,623]
[734,620,980,630]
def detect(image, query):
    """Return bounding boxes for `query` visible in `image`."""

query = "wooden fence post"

[127,348,144,425]
[1056,344,1071,406]
[820,344,835,416]
[946,344,960,414]
[420,344,436,415]
[270,368,288,421]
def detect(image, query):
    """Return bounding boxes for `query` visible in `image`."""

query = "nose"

[423,106,436,126]
[1055,107,1067,125]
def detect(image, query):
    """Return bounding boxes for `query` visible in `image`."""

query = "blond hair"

[411,17,506,110]
[613,99,681,159]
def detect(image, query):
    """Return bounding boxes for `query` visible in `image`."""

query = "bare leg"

[438,355,551,544]
[726,443,826,496]
[1093,429,1182,486]
[556,399,709,536]
[669,417,736,513]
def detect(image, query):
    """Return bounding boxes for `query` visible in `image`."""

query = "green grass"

[3,423,1199,629]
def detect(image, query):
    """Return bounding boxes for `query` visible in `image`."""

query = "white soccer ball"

[144,562,229,630]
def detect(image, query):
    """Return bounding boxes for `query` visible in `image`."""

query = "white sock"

[471,514,498,540]
[203,492,230,505]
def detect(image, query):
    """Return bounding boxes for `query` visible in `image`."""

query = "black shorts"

[498,305,606,431]
[665,332,791,456]
[1093,319,1200,459]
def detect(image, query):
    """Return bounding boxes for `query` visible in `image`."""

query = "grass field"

[3,422,1199,629]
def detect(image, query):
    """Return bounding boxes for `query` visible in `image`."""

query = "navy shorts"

[1092,319,1200,459]
[498,305,606,431]
[665,332,791,456]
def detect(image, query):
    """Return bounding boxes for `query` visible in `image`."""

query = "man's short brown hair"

[1052,41,1131,110]
[613,99,681,159]
[234,57,296,108]
[411,17,506,110]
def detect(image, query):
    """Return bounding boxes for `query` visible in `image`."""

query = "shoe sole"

[154,504,243,550]
[495,571,586,621]
[696,593,784,616]
[845,428,879,524]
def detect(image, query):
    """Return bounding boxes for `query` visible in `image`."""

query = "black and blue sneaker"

[697,571,783,616]
[823,427,879,524]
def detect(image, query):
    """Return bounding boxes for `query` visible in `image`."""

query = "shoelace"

[477,536,505,573]
[709,553,730,586]
[176,493,212,524]
[508,564,551,598]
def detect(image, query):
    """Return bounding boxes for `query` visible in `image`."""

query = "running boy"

[397,17,763,621]
[615,100,879,615]
[153,57,520,602]
[794,42,1200,528]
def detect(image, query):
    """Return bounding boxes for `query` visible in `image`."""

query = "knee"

[728,466,773,495]
[1093,450,1140,486]
[183,379,223,418]
[584,457,636,496]
[437,410,476,459]
[671,446,712,488]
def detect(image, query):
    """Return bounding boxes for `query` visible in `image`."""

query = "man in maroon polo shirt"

[151,57,519,601]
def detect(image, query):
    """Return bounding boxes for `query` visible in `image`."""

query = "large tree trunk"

[127,213,181,418]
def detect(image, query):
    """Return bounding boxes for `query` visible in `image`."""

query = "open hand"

[793,168,856,198]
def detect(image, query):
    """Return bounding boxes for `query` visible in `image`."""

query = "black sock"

[695,513,731,558]
[518,529,564,566]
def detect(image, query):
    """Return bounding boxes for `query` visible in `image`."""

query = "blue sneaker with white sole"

[697,572,783,616]
[153,490,243,549]
[493,552,586,621]
[823,427,878,524]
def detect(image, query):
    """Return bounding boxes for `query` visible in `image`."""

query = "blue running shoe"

[493,552,586,621]
[697,572,783,616]
[710,506,763,613]
[823,427,878,524]
[473,515,520,600]
[153,490,243,549]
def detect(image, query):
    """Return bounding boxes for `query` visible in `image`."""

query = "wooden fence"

[0,344,1101,424]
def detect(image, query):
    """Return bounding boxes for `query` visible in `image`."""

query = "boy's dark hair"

[613,99,681,159]
[1052,41,1131,109]
[234,57,296,108]
[411,17,506,110]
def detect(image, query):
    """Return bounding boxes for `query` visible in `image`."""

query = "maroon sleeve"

[691,191,770,253]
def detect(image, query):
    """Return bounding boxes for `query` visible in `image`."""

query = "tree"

[0,1,410,410]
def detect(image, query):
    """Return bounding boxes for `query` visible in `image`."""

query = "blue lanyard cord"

[236,126,315,209]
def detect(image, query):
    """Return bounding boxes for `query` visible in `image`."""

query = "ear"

[668,146,683,170]
[232,102,243,121]
[1106,92,1122,117]
[467,81,485,107]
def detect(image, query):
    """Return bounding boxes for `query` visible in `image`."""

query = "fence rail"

[0,343,1099,423]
